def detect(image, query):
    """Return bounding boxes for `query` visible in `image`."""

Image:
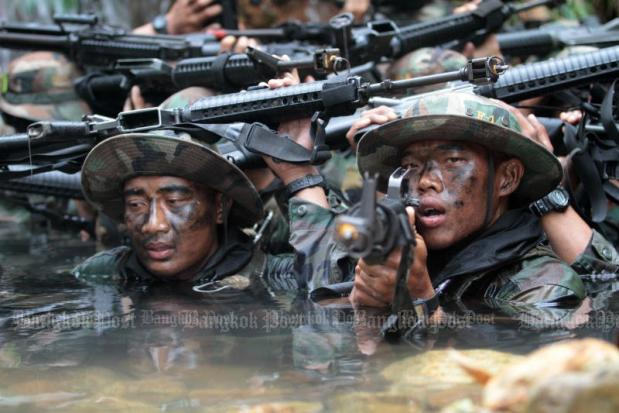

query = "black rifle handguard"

[475,46,619,102]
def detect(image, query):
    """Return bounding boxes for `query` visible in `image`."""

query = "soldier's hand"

[167,0,223,35]
[560,110,583,125]
[259,65,329,207]
[343,0,372,23]
[350,207,434,308]
[346,106,398,150]
[219,35,259,54]
[122,86,151,111]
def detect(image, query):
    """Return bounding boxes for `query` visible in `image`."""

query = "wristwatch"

[412,292,440,321]
[529,186,570,217]
[151,14,168,34]
[285,175,327,198]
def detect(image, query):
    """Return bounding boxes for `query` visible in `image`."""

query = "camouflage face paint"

[400,140,490,250]
[123,176,219,280]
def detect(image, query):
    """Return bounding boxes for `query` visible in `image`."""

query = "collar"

[428,208,544,285]
[123,227,255,285]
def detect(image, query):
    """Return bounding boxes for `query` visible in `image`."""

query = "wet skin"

[123,176,220,280]
[400,140,493,250]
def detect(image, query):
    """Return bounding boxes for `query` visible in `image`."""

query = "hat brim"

[357,114,563,204]
[81,133,264,227]
[0,99,91,122]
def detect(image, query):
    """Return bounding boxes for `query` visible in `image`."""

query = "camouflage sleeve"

[489,253,586,307]
[71,246,129,283]
[570,230,619,274]
[288,198,356,291]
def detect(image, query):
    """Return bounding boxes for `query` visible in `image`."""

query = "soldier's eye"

[447,157,464,164]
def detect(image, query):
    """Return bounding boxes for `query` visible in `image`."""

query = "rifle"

[334,168,420,338]
[498,18,619,58]
[0,0,555,71]
[74,48,345,116]
[0,14,223,68]
[475,45,619,103]
[0,56,505,177]
[314,0,558,67]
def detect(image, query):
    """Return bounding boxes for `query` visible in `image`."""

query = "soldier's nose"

[141,200,171,234]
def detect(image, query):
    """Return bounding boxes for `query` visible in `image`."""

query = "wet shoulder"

[495,245,586,304]
[72,246,131,281]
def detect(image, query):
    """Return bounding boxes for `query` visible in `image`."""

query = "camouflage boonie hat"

[387,47,468,81]
[357,91,563,204]
[81,131,264,227]
[0,52,90,121]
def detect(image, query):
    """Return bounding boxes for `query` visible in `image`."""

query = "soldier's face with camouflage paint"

[123,176,221,280]
[400,140,492,250]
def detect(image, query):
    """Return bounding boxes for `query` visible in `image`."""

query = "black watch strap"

[529,186,570,217]
[412,292,440,321]
[285,175,326,198]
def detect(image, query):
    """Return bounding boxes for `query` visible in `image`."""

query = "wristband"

[285,175,326,198]
[151,14,168,34]
[412,292,440,321]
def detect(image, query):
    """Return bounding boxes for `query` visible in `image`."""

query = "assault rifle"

[0,15,225,67]
[498,18,619,58]
[334,168,420,338]
[0,57,505,176]
[74,47,345,116]
[324,46,619,144]
[0,0,556,70]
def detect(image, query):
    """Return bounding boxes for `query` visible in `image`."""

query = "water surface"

[0,223,617,412]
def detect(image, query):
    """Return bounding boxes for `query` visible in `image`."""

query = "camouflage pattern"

[288,198,354,290]
[571,229,619,273]
[441,244,586,306]
[158,87,215,110]
[387,47,468,84]
[81,131,264,227]
[0,52,90,121]
[357,91,563,204]
[288,198,587,305]
[72,237,300,293]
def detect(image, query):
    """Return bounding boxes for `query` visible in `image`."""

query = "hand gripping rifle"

[0,56,506,177]
[334,168,422,339]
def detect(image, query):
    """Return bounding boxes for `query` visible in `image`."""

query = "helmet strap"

[483,153,495,228]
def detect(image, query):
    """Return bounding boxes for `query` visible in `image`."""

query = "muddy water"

[0,223,617,413]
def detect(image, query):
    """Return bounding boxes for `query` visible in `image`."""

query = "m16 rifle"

[74,47,345,116]
[0,0,556,71]
[323,45,619,145]
[497,18,619,59]
[335,167,422,338]
[0,56,505,177]
[0,14,226,68]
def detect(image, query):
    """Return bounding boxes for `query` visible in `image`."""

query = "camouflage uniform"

[291,92,619,308]
[71,131,302,293]
[0,52,90,122]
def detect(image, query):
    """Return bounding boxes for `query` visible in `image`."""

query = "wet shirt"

[289,200,596,307]
[72,228,300,293]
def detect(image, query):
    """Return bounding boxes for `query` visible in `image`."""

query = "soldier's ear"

[215,193,232,224]
[496,158,524,197]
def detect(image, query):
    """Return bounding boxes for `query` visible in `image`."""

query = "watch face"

[549,189,569,207]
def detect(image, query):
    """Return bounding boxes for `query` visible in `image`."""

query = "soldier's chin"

[143,259,182,278]
[421,230,458,251]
